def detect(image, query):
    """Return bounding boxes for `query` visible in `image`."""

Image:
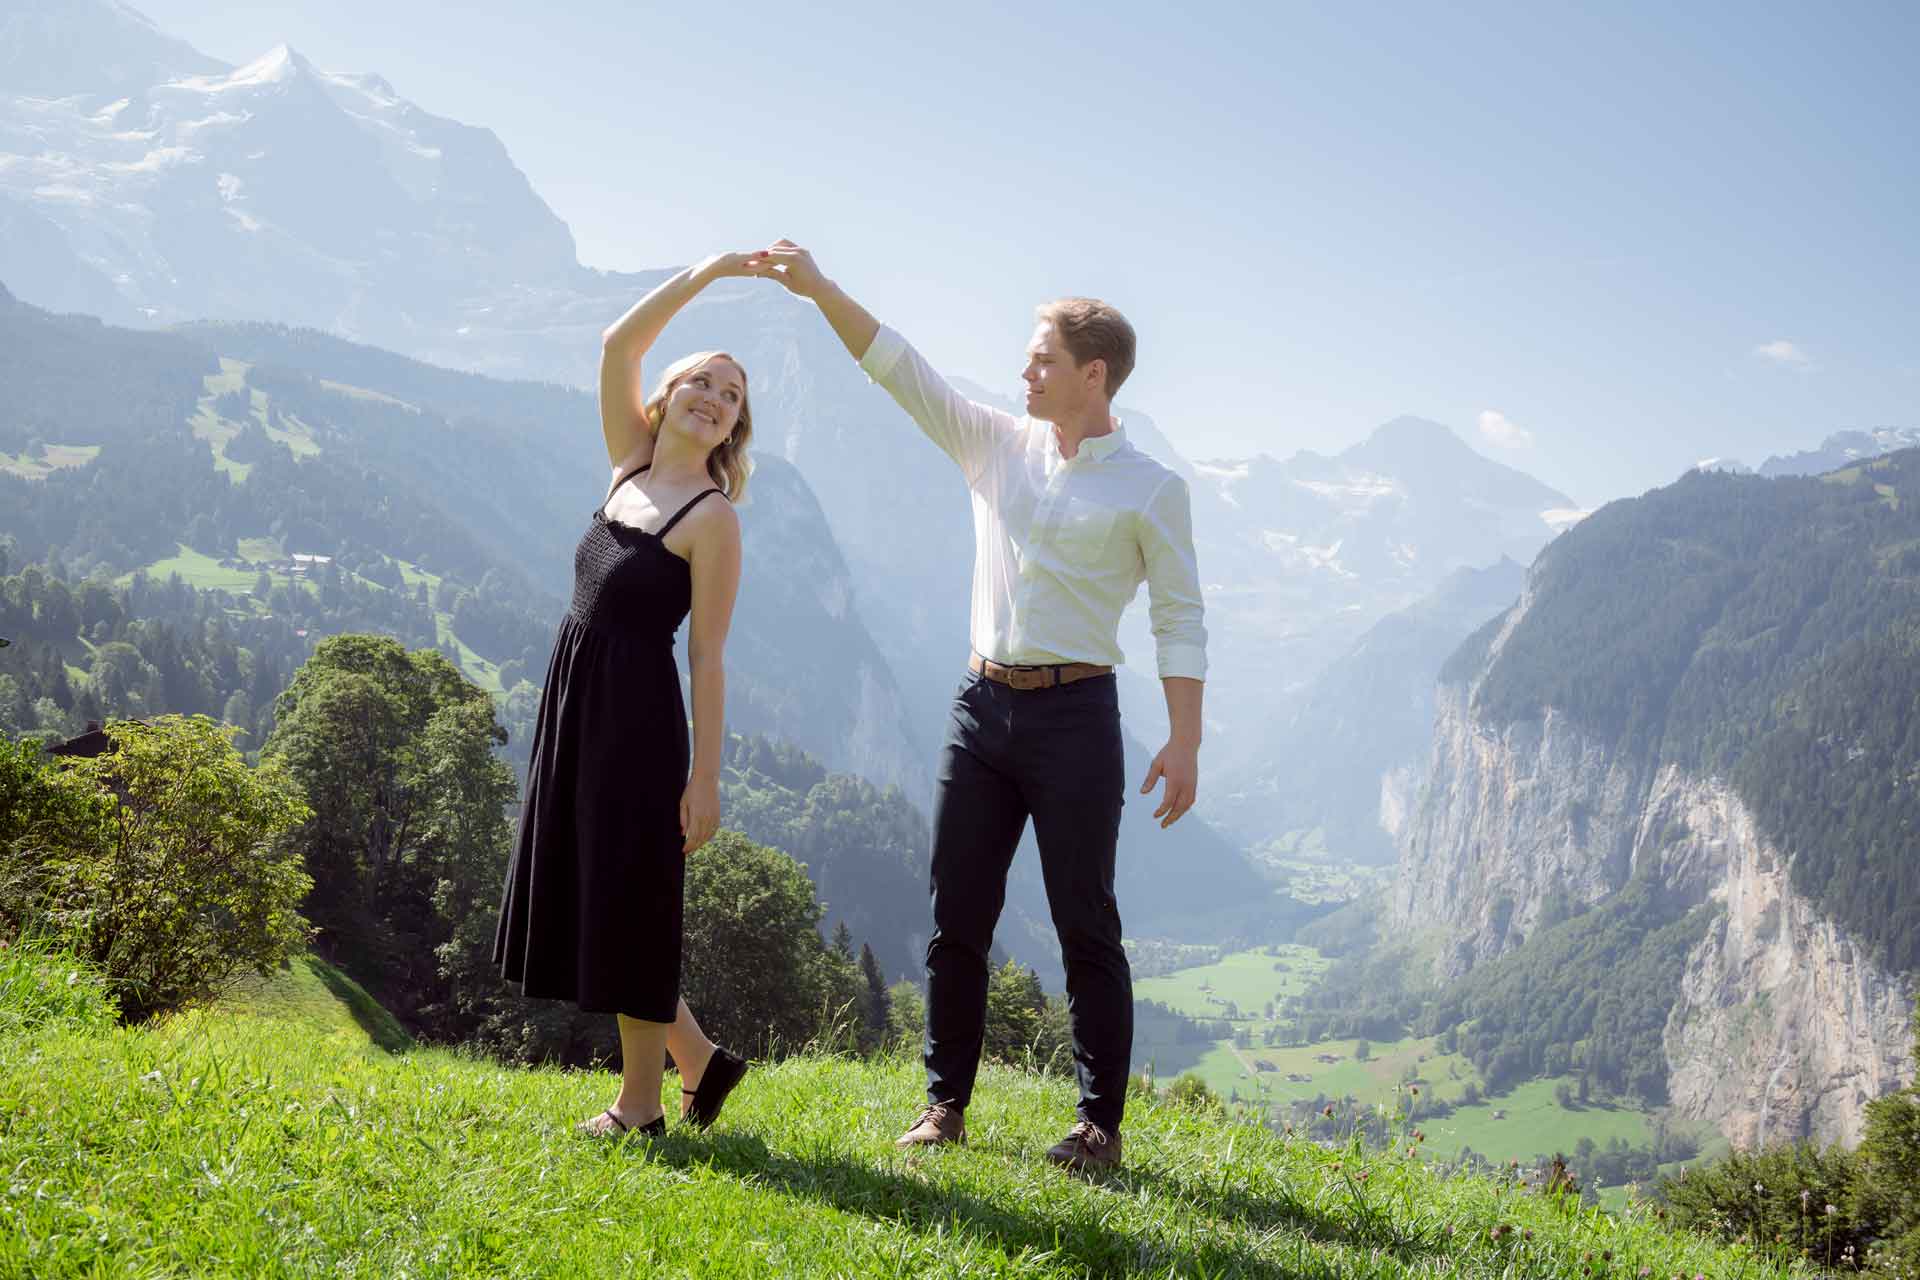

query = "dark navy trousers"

[923,669,1132,1131]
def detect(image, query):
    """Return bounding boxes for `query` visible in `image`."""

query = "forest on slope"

[1457,452,1920,971]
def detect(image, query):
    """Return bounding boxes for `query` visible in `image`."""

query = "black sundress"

[493,463,724,1021]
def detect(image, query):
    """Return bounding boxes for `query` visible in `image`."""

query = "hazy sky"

[136,0,1917,508]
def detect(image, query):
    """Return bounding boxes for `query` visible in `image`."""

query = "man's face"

[1021,321,1102,423]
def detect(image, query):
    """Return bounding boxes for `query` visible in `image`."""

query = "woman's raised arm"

[600,251,760,467]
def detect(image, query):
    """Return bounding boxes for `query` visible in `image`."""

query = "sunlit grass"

[0,950,1805,1278]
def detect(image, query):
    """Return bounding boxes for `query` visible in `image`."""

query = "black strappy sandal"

[580,1107,665,1139]
[682,1047,749,1130]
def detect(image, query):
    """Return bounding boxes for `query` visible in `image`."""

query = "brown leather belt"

[969,652,1114,691]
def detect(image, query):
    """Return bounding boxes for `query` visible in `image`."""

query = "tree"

[858,942,890,1054]
[1354,1038,1372,1062]
[0,737,112,928]
[680,829,859,1058]
[11,718,311,1021]
[265,633,506,1029]
[982,960,1073,1074]
[885,980,926,1051]
[414,698,519,1042]
[1853,996,1920,1265]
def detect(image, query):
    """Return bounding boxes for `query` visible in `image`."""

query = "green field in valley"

[1134,943,1328,1018]
[1132,944,1692,1186]
[0,443,100,480]
[1420,1076,1654,1160]
[120,544,266,594]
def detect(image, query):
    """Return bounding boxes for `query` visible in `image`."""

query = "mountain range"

[11,0,1920,940]
[0,1,1607,858]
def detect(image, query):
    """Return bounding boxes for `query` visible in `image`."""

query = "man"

[747,240,1206,1171]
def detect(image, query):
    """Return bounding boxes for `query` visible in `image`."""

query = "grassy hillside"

[0,949,1802,1278]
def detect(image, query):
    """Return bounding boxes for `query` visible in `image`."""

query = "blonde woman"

[494,252,757,1137]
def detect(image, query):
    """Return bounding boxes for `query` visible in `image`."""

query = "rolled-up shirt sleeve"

[1141,474,1208,681]
[859,324,1017,487]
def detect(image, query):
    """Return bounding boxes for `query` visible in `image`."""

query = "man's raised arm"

[748,240,1017,484]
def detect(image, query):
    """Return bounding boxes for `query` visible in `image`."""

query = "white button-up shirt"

[861,324,1208,681]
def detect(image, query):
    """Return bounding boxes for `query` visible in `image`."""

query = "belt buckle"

[1009,665,1050,691]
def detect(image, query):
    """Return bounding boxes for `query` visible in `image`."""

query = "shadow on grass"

[1105,1159,1442,1258]
[303,955,412,1053]
[630,1129,1426,1278]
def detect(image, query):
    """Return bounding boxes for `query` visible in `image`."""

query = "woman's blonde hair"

[643,350,754,501]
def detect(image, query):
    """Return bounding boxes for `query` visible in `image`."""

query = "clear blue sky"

[137,0,1917,507]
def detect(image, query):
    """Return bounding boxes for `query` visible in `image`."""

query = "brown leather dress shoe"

[1045,1120,1121,1171]
[895,1102,966,1147]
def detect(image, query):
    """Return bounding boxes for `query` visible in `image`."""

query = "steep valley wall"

[1392,604,1914,1148]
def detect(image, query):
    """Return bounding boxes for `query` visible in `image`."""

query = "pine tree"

[858,942,890,1051]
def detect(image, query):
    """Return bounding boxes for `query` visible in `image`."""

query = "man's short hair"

[1036,297,1136,399]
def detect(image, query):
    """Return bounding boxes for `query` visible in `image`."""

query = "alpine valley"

[4,0,1915,1165]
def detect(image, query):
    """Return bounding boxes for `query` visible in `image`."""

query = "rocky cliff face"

[1393,591,1915,1147]
[1651,764,1915,1148]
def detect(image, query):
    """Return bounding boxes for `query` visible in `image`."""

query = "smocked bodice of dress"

[568,512,694,641]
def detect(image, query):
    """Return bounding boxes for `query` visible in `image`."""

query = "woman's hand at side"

[681,772,721,854]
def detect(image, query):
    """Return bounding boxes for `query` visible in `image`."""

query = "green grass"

[191,360,254,481]
[236,536,284,563]
[1135,945,1329,1020]
[0,443,100,480]
[0,953,1799,1279]
[1135,946,1679,1186]
[1421,1077,1654,1161]
[263,411,322,459]
[219,953,413,1054]
[433,613,503,692]
[117,544,263,594]
[189,359,321,483]
[1182,1036,1482,1105]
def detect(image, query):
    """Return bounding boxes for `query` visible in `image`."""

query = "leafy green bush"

[0,935,118,1036]
[1663,1142,1865,1265]
[679,828,863,1058]
[1661,997,1920,1270]
[981,959,1074,1075]
[0,735,112,917]
[12,716,312,1021]
[1163,1072,1225,1114]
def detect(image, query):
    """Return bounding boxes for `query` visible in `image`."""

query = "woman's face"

[659,358,746,449]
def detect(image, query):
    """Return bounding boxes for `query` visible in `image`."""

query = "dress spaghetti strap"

[598,462,652,516]
[656,488,725,541]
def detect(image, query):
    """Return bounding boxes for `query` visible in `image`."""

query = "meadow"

[0,942,1798,1279]
[1133,946,1686,1185]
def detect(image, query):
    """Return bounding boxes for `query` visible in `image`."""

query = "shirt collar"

[1054,420,1128,463]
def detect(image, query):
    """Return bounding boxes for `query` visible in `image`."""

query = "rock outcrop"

[1392,588,1915,1148]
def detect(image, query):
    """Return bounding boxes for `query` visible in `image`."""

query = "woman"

[494,251,758,1137]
